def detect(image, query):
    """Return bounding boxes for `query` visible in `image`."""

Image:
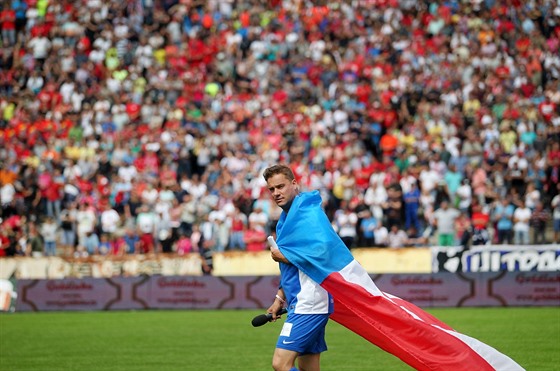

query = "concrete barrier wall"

[2,245,557,280]
[0,247,433,280]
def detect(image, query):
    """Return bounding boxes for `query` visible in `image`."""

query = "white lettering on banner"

[492,251,501,271]
[537,251,559,271]
[470,253,479,272]
[469,251,503,272]
[468,250,560,273]
[434,245,560,273]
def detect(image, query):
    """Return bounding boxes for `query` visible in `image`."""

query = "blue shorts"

[276,313,329,355]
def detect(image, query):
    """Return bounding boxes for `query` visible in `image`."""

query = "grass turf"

[0,307,558,370]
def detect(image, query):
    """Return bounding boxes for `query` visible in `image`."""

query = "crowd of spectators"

[1,0,560,260]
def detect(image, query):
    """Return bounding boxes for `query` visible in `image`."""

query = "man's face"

[266,173,299,211]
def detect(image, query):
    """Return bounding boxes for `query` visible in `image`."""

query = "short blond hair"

[263,165,295,181]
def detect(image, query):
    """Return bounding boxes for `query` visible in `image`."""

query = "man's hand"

[266,301,284,321]
[267,289,287,321]
[268,236,290,263]
[271,247,290,263]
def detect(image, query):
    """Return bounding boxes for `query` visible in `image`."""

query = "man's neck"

[282,194,298,213]
[282,201,293,213]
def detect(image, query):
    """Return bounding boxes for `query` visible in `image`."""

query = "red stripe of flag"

[323,272,507,371]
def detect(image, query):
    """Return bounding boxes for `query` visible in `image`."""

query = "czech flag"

[275,191,524,371]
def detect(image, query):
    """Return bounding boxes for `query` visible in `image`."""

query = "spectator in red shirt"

[228,206,247,251]
[0,228,10,257]
[0,6,16,46]
[243,221,267,252]
[379,131,399,159]
[44,167,64,223]
[471,202,491,245]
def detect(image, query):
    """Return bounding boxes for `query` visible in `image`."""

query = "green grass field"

[1,308,558,370]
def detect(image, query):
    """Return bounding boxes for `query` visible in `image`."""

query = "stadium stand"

[0,0,559,260]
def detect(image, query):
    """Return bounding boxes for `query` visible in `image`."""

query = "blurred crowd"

[1,0,560,261]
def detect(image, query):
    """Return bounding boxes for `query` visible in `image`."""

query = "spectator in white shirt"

[552,184,560,244]
[432,200,461,246]
[248,205,269,233]
[76,202,97,247]
[40,216,58,256]
[333,203,358,249]
[374,224,389,247]
[387,225,409,249]
[513,200,532,245]
[100,203,121,235]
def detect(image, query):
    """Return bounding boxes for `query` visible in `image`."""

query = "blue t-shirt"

[493,203,515,230]
[444,171,463,196]
[12,0,28,19]
[403,189,420,208]
[360,217,377,239]
[279,261,333,315]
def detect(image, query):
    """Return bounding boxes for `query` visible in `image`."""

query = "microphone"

[251,308,288,327]
[267,236,279,251]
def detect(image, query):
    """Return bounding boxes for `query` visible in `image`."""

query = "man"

[529,201,550,245]
[100,203,121,236]
[264,165,333,371]
[403,179,421,232]
[512,200,531,245]
[492,196,515,244]
[387,225,409,248]
[243,221,267,252]
[262,164,523,371]
[332,201,358,249]
[432,200,461,246]
[470,203,490,245]
[552,184,560,244]
[358,209,377,247]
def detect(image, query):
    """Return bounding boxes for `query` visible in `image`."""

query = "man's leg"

[497,229,504,244]
[272,348,298,371]
[297,353,321,371]
[506,230,514,244]
[519,231,526,245]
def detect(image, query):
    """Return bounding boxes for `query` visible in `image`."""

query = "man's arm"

[266,288,286,321]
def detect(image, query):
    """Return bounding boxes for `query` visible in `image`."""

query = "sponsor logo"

[46,282,93,291]
[391,276,443,285]
[156,277,206,288]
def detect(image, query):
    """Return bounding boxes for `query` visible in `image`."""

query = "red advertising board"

[15,275,281,311]
[15,272,558,312]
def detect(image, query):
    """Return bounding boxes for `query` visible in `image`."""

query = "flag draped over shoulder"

[275,191,524,371]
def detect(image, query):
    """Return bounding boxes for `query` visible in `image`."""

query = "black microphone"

[251,308,288,327]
